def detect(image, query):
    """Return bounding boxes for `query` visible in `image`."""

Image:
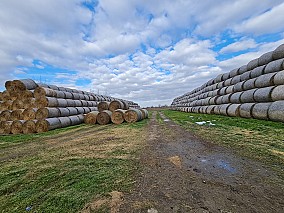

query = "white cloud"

[219,38,258,53]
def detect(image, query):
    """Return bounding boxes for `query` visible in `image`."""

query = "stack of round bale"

[0,79,140,134]
[171,43,284,122]
[84,99,148,125]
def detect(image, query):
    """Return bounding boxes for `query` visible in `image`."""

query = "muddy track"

[120,111,284,213]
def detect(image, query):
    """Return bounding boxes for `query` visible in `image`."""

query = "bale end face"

[97,110,112,125]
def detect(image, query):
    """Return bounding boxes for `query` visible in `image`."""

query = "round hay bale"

[222,72,230,81]
[225,85,234,94]
[36,118,61,133]
[243,79,256,91]
[21,90,34,100]
[229,68,240,78]
[69,115,82,125]
[84,111,99,124]
[98,101,110,112]
[72,93,80,100]
[75,107,85,114]
[13,79,37,91]
[268,101,284,122]
[224,78,232,86]
[37,83,49,88]
[219,87,227,96]
[0,121,13,134]
[259,51,273,66]
[10,109,24,121]
[213,105,222,115]
[247,58,259,71]
[58,87,67,92]
[47,84,59,90]
[254,86,275,102]
[121,100,129,110]
[231,75,241,85]
[97,110,112,125]
[255,73,276,88]
[34,87,57,99]
[230,92,243,104]
[240,89,257,103]
[23,120,37,134]
[2,90,11,101]
[250,65,265,78]
[206,105,215,114]
[83,95,90,101]
[23,108,38,120]
[11,120,25,134]
[58,117,72,128]
[272,44,284,60]
[11,99,24,110]
[211,83,218,90]
[35,97,58,108]
[215,96,223,105]
[139,109,149,119]
[215,74,223,83]
[233,81,245,92]
[89,107,98,112]
[78,93,85,100]
[209,97,217,105]
[271,85,284,101]
[0,92,3,101]
[264,58,284,74]
[64,92,73,99]
[111,109,126,124]
[273,70,284,85]
[36,108,60,120]
[239,103,255,118]
[2,100,13,110]
[109,100,125,111]
[23,98,36,109]
[80,100,88,107]
[67,107,79,115]
[55,90,65,99]
[74,100,82,107]
[252,103,272,120]
[83,107,91,114]
[58,108,70,117]
[220,104,231,116]
[77,114,85,122]
[227,104,241,117]
[221,94,232,104]
[66,99,76,107]
[239,65,247,75]
[5,80,14,92]
[124,109,143,123]
[240,71,251,81]
[217,81,224,89]
[212,89,220,96]
[0,110,12,121]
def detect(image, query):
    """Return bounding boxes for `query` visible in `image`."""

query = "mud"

[120,111,284,213]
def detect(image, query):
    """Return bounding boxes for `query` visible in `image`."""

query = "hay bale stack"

[11,120,25,134]
[230,92,242,104]
[36,108,61,120]
[140,109,149,119]
[111,109,126,124]
[97,110,112,125]
[23,120,37,134]
[252,103,271,120]
[124,109,143,123]
[268,101,284,122]
[240,89,257,103]
[35,97,59,108]
[12,99,24,110]
[255,73,276,88]
[10,109,25,121]
[84,111,99,124]
[34,87,57,99]
[12,79,38,91]
[98,101,110,112]
[264,58,284,74]
[239,103,255,118]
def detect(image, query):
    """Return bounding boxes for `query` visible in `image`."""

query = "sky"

[0,0,284,107]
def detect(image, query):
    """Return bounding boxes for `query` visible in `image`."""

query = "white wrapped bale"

[271,85,284,101]
[229,68,239,78]
[252,103,272,120]
[259,51,273,66]
[272,44,284,60]
[254,87,275,102]
[240,89,257,103]
[206,105,215,114]
[227,104,241,117]
[250,65,265,79]
[36,118,61,133]
[264,58,284,74]
[221,94,232,104]
[230,92,243,104]
[268,101,284,122]
[220,104,231,116]
[233,82,245,92]
[247,58,259,71]
[240,71,251,81]
[58,117,72,128]
[243,78,256,91]
[239,65,247,75]
[239,103,255,118]
[273,70,284,85]
[255,73,276,88]
[231,75,241,84]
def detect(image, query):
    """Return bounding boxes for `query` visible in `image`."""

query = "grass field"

[0,120,147,213]
[163,110,284,176]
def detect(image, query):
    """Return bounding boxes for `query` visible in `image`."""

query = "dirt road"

[120,111,284,213]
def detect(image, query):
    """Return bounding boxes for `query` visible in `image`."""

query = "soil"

[120,111,284,213]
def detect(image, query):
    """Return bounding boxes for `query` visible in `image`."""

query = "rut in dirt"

[120,111,284,213]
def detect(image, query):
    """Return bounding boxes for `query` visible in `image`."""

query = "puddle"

[216,160,237,173]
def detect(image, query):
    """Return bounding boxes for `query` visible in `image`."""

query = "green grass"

[163,110,284,175]
[0,120,148,213]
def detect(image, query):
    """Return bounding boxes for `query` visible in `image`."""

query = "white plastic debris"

[148,208,158,213]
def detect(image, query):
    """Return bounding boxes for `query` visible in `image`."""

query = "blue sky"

[0,0,284,107]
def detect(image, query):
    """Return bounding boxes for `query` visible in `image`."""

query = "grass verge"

[0,121,148,213]
[163,110,284,176]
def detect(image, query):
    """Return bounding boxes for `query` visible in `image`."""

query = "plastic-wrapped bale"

[215,96,223,105]
[239,65,247,75]
[271,85,284,101]
[224,78,232,87]
[111,109,126,124]
[252,103,272,120]
[75,107,85,114]
[58,108,70,117]
[69,115,84,126]
[268,101,284,122]
[0,110,12,121]
[240,71,251,81]
[36,108,60,120]
[34,87,57,99]
[259,51,273,66]
[226,85,234,94]
[124,109,142,123]
[255,73,276,88]
[66,107,78,116]
[97,110,112,125]
[10,109,25,121]
[98,101,110,112]
[84,111,99,124]
[240,89,257,103]
[254,87,275,102]
[58,117,72,128]
[139,109,149,119]
[233,81,245,92]
[229,68,239,78]
[250,65,265,79]
[264,58,284,74]
[231,75,242,85]
[219,87,227,96]
[0,121,13,134]
[213,105,222,115]
[272,44,284,60]
[273,70,284,85]
[239,103,255,118]
[23,120,37,134]
[221,94,232,104]
[247,58,259,71]
[220,104,231,116]
[227,104,241,117]
[209,97,217,105]
[206,105,215,114]
[36,118,61,133]
[230,92,243,104]
[11,120,25,134]
[35,97,59,108]
[12,79,37,91]
[243,78,256,91]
